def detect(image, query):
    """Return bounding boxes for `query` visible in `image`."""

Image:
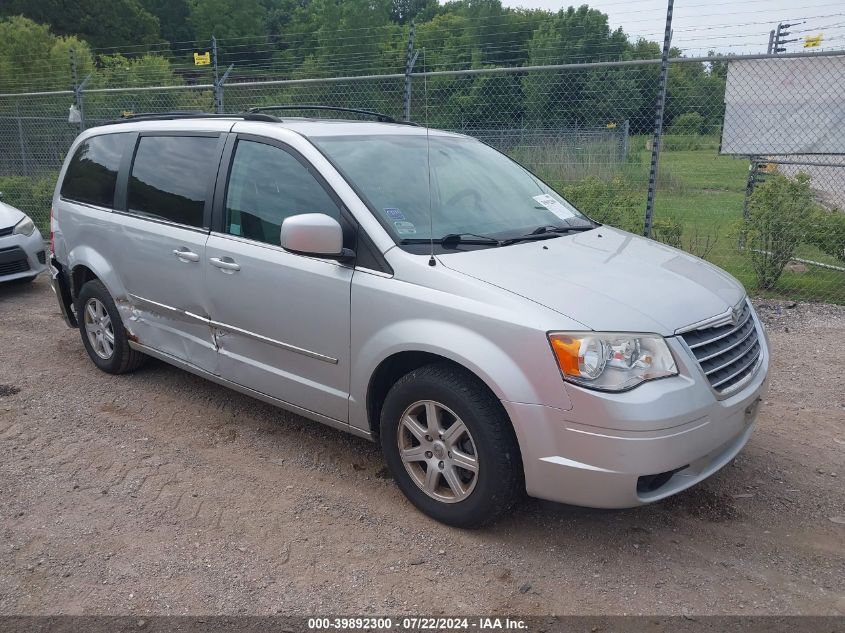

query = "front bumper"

[0,229,47,282]
[505,327,770,508]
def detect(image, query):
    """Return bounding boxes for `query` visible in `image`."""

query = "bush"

[0,173,57,234]
[652,217,683,249]
[745,173,812,290]
[659,134,720,151]
[669,112,705,135]
[806,207,845,264]
[562,177,641,233]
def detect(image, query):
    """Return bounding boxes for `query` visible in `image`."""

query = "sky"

[499,0,845,55]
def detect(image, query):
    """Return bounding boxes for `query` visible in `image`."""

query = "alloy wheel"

[83,298,115,360]
[397,400,479,503]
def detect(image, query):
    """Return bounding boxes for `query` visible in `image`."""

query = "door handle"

[209,256,241,272]
[173,248,200,262]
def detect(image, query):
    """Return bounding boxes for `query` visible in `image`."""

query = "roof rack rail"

[246,105,416,125]
[101,111,280,125]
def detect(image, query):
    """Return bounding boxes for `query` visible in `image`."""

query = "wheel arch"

[67,245,125,302]
[70,264,99,300]
[352,318,571,438]
[366,350,506,440]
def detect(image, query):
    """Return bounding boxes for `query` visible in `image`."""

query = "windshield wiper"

[531,224,595,235]
[500,224,595,246]
[400,232,502,247]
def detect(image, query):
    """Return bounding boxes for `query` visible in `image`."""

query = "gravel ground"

[0,277,843,616]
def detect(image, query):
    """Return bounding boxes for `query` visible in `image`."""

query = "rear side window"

[127,135,219,228]
[60,133,128,207]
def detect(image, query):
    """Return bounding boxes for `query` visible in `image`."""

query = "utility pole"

[643,0,673,238]
[402,20,419,122]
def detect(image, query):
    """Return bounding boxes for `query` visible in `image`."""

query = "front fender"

[349,318,572,432]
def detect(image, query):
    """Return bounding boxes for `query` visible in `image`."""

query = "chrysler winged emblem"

[730,304,742,326]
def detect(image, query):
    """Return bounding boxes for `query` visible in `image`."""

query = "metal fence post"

[15,103,29,177]
[212,36,234,113]
[70,48,93,132]
[739,158,761,248]
[212,36,221,113]
[70,48,84,132]
[643,0,674,238]
[620,119,630,162]
[403,21,419,121]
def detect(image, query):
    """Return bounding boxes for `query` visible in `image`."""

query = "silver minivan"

[49,109,769,527]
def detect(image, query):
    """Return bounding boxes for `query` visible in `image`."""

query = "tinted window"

[127,135,219,228]
[60,133,128,207]
[225,140,340,245]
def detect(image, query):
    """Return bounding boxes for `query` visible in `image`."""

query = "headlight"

[548,332,678,392]
[13,215,35,236]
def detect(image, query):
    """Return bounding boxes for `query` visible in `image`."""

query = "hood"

[0,201,25,230]
[437,226,745,335]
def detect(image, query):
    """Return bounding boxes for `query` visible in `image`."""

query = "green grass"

[522,138,845,304]
[647,147,845,304]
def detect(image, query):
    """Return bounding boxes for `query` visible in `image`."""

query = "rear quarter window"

[60,133,129,207]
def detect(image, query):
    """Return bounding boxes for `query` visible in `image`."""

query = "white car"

[0,197,47,283]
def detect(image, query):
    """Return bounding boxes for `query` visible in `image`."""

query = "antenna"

[423,48,435,267]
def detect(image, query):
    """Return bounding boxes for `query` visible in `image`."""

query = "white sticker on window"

[533,194,575,219]
[393,220,417,235]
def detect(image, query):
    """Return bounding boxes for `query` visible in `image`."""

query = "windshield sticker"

[393,220,417,235]
[533,194,575,219]
[384,207,405,220]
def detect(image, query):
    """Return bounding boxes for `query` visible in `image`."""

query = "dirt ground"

[0,277,842,616]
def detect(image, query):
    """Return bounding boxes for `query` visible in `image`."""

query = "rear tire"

[77,280,146,374]
[379,362,523,528]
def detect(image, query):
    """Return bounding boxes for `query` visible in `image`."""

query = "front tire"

[77,280,146,374]
[380,363,523,528]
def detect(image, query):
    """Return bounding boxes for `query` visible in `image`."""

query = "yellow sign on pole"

[194,52,211,66]
[803,34,824,48]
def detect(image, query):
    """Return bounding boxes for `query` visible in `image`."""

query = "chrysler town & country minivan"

[49,109,770,527]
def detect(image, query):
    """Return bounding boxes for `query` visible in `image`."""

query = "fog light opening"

[637,466,689,494]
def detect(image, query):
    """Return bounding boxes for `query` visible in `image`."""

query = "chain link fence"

[0,53,842,303]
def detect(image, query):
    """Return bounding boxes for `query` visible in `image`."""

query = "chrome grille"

[681,301,762,395]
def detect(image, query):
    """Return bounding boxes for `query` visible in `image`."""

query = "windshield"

[312,134,593,244]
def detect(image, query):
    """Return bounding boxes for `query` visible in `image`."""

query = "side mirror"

[280,213,354,260]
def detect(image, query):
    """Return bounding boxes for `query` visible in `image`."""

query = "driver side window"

[225,140,340,245]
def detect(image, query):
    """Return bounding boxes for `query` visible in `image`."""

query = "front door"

[205,136,353,422]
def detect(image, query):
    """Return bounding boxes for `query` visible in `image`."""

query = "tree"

[0,0,160,49]
[522,7,630,127]
[390,0,439,24]
[0,16,93,92]
[141,0,194,46]
[665,60,725,134]
[189,0,268,63]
